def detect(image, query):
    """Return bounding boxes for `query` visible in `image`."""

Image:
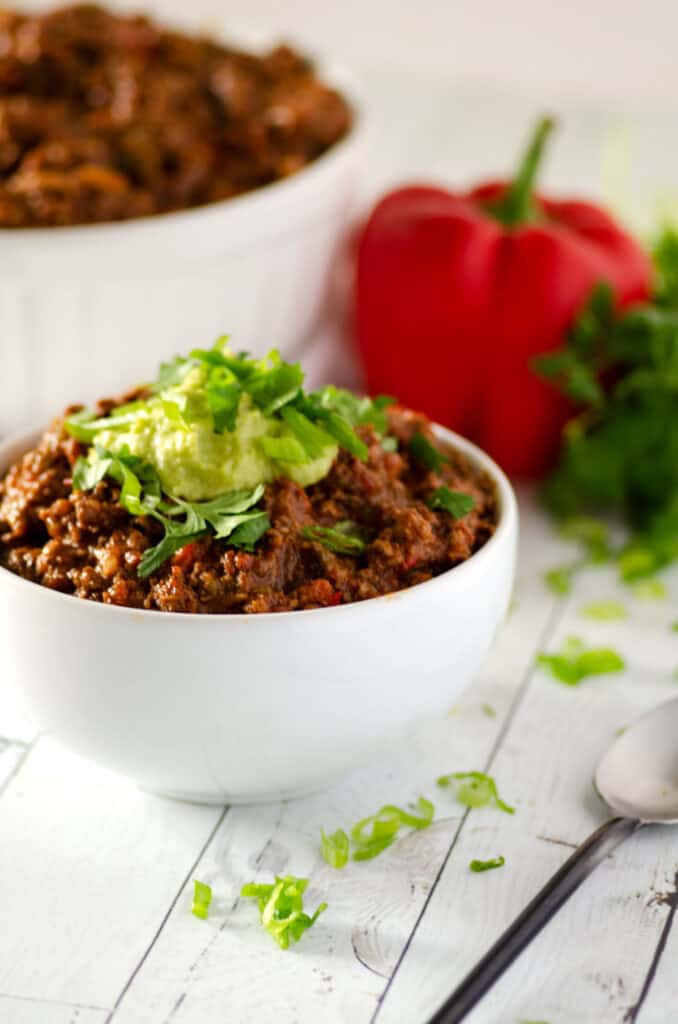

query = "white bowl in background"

[0,425,517,804]
[0,65,364,436]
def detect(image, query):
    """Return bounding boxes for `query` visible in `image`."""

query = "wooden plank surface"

[0,493,676,1024]
[0,997,108,1024]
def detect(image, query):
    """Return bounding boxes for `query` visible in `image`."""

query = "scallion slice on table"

[321,797,435,867]
[437,771,515,814]
[320,829,350,869]
[240,875,327,949]
[469,856,505,873]
[191,880,212,920]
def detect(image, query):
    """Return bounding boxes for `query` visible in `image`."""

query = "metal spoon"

[427,696,678,1024]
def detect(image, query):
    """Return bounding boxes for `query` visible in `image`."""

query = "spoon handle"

[427,816,642,1024]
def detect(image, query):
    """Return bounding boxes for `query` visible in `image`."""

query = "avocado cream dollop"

[94,365,337,501]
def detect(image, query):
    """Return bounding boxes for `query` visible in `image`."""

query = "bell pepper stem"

[495,116,555,227]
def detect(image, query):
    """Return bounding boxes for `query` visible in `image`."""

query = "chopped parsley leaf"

[301,522,366,556]
[73,446,269,578]
[428,486,475,518]
[544,566,575,596]
[408,432,446,472]
[537,635,625,685]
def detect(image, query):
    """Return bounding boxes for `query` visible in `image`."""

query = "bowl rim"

[0,422,517,624]
[0,60,365,248]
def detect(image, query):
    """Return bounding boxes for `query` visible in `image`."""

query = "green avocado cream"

[94,365,337,501]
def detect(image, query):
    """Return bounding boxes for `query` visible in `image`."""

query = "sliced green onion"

[470,856,505,873]
[321,828,350,869]
[240,875,327,950]
[580,600,627,620]
[437,771,515,814]
[192,879,212,919]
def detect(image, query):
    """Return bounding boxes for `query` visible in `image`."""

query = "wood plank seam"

[624,869,678,1023]
[105,805,230,1023]
[370,594,569,1022]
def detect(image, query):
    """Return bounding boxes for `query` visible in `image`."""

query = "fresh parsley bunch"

[536,228,678,579]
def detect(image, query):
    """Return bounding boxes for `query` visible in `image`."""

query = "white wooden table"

[1,490,677,1024]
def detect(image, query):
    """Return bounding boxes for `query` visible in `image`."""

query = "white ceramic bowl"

[0,65,364,437]
[0,426,517,804]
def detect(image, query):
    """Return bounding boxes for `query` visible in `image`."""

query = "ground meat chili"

[0,4,352,227]
[0,405,497,613]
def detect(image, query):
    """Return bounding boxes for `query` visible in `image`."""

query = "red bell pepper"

[354,118,653,477]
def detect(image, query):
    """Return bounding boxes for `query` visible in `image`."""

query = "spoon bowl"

[595,696,678,824]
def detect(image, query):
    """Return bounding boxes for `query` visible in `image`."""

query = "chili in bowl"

[0,3,363,432]
[0,341,517,802]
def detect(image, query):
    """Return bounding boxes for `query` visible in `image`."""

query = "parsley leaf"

[437,772,515,814]
[470,856,505,873]
[301,521,366,556]
[544,566,575,595]
[74,446,269,578]
[240,875,327,949]
[537,635,625,685]
[428,486,475,518]
[408,432,446,472]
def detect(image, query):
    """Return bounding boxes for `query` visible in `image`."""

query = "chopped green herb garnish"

[537,635,625,686]
[672,621,678,632]
[544,566,574,596]
[66,340,398,471]
[437,772,515,814]
[192,880,212,920]
[240,875,326,950]
[559,516,611,563]
[301,521,366,556]
[481,703,497,718]
[428,486,475,518]
[580,600,627,621]
[320,829,350,869]
[408,432,446,472]
[470,856,505,873]
[73,445,269,578]
[632,578,667,600]
[322,797,434,867]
